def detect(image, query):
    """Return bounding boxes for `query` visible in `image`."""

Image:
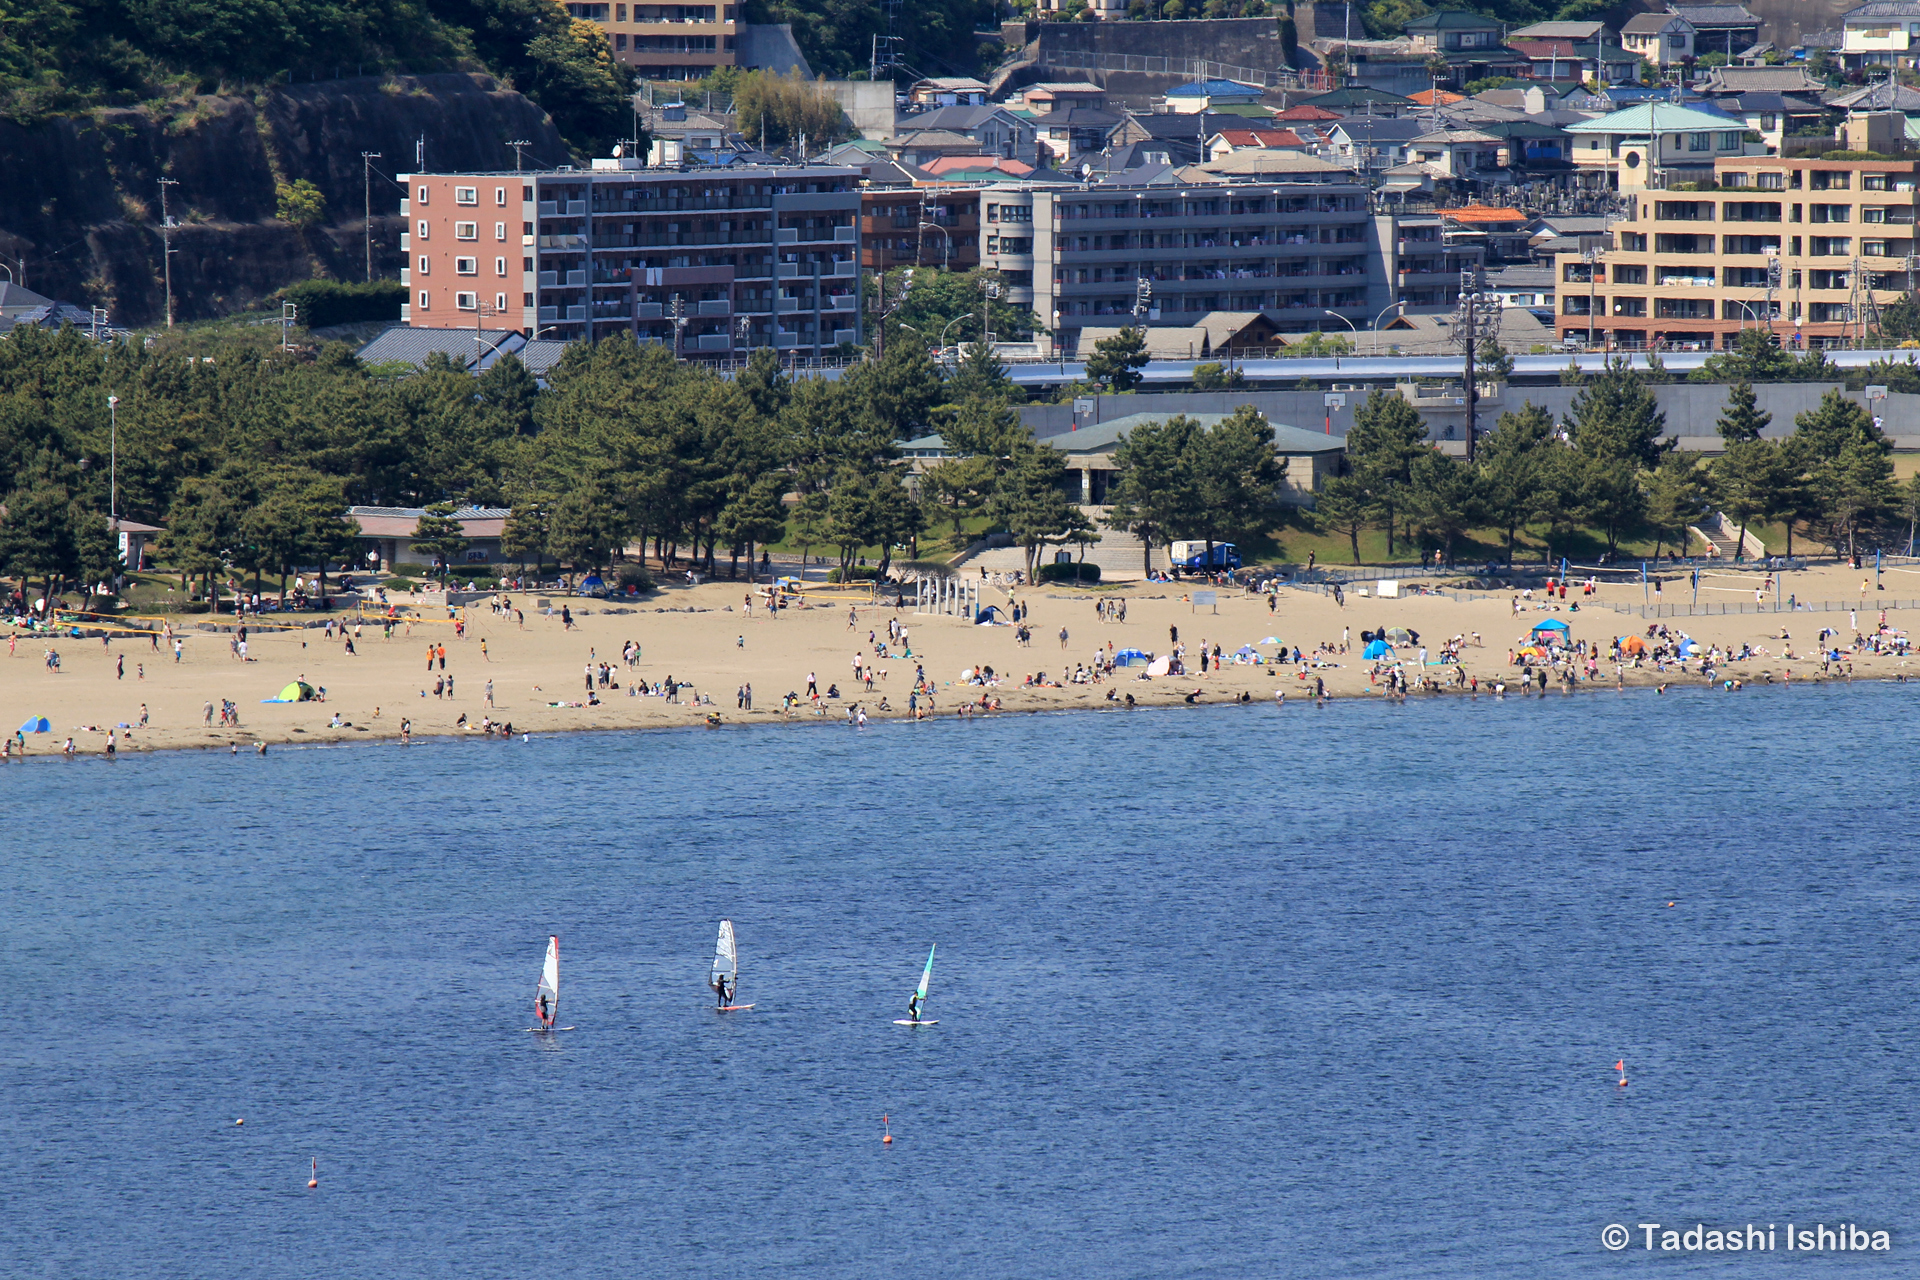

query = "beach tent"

[1235,645,1259,659]
[1116,648,1149,665]
[1385,627,1415,645]
[18,716,49,733]
[1531,619,1570,636]
[975,604,1009,625]
[1146,655,1174,676]
[1260,636,1281,645]
[1363,639,1391,660]
[1676,639,1699,657]
[262,680,317,703]
[1617,635,1647,655]
[578,574,606,594]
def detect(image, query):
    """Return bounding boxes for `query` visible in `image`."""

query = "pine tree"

[1476,402,1557,565]
[1106,415,1200,573]
[1715,381,1770,445]
[1344,390,1429,557]
[1085,327,1150,392]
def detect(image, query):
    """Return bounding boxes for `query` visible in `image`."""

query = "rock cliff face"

[0,73,570,326]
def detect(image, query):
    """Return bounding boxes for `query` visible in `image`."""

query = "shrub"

[1037,561,1101,584]
[382,577,418,590]
[280,279,408,329]
[827,565,880,582]
[616,564,656,592]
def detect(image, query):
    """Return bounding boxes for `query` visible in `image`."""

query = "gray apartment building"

[974,162,1385,355]
[401,161,862,356]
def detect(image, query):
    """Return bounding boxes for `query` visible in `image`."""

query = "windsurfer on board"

[536,991,553,1028]
[906,990,923,1023]
[710,973,733,1008]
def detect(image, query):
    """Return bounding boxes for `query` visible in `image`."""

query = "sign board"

[1191,590,1217,613]
[1375,580,1401,599]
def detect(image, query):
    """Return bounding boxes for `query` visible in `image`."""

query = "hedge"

[827,566,881,582]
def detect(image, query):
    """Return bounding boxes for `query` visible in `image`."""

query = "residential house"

[1297,87,1415,119]
[909,77,988,108]
[1407,129,1508,183]
[1442,205,1534,261]
[1473,119,1576,178]
[1403,9,1530,86]
[1509,20,1616,43]
[899,104,1041,165]
[1022,82,1109,113]
[1323,116,1426,176]
[1667,3,1761,61]
[1406,9,1504,55]
[1164,79,1264,113]
[1505,36,1641,84]
[884,129,987,169]
[640,101,737,166]
[1840,1,1920,70]
[1485,262,1556,312]
[1621,12,1697,66]
[1696,64,1825,95]
[1712,92,1830,151]
[1033,105,1124,167]
[1563,100,1758,189]
[1205,128,1309,161]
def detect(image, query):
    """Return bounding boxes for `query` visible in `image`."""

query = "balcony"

[1656,271,1715,287]
[537,235,589,250]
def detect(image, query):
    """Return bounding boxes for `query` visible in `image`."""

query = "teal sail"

[914,944,935,1010]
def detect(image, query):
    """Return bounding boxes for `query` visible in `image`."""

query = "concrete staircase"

[1688,511,1767,561]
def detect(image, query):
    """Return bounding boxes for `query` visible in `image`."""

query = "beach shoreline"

[5,564,1908,760]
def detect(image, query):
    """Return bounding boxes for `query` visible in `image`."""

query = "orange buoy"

[308,1157,318,1189]
[882,1115,893,1145]
[235,1118,244,1126]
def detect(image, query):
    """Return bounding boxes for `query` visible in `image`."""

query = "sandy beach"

[3,563,1911,756]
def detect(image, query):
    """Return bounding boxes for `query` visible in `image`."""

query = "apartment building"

[564,1,737,80]
[976,163,1382,354]
[1553,155,1920,350]
[399,162,862,357]
[860,188,982,273]
[1371,214,1484,309]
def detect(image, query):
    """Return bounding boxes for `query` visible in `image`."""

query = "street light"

[1371,299,1406,330]
[1323,309,1359,333]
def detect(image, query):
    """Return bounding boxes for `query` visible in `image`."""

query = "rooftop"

[1666,2,1758,22]
[1564,101,1745,134]
[1406,8,1500,26]
[1509,20,1609,38]
[1167,78,1264,98]
[1622,12,1689,32]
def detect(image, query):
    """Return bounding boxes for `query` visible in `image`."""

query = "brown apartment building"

[400,163,862,357]
[564,0,736,80]
[859,188,982,273]
[1554,154,1920,351]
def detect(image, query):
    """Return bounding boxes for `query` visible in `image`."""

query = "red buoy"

[308,1157,318,1189]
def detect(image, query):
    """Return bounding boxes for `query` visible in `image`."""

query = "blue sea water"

[4,684,1917,1278]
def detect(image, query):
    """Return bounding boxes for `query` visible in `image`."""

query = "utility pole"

[507,140,531,172]
[281,301,298,351]
[669,293,686,360]
[362,152,381,282]
[158,177,180,328]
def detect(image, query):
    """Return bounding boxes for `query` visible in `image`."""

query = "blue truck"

[1167,541,1240,572]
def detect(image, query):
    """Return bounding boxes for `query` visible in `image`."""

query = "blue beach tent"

[1363,639,1391,660]
[1531,618,1570,634]
[19,716,50,733]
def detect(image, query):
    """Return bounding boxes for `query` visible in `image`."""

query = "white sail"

[712,919,737,987]
[536,935,559,1025]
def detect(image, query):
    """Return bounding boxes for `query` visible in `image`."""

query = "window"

[417,255,430,274]
[455,187,478,205]
[523,185,533,201]
[616,2,625,15]
[1809,237,1851,255]
[495,222,507,241]
[455,257,477,274]
[455,292,478,310]
[615,33,626,48]
[496,186,508,206]
[523,292,534,306]
[496,292,508,311]
[416,185,429,204]
[1688,132,1711,152]
[1758,172,1783,190]
[1612,264,1646,284]
[1718,132,1740,150]
[416,219,430,240]
[455,222,478,239]
[1865,240,1890,256]
[1865,174,1889,191]
[495,256,507,276]
[1612,297,1646,316]
[1618,232,1646,252]
[418,290,430,308]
